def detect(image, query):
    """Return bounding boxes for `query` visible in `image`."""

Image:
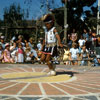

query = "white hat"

[1,36,4,39]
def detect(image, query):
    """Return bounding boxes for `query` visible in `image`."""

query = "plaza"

[0,64,100,100]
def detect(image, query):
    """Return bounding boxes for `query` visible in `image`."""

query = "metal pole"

[97,0,100,35]
[46,0,49,13]
[64,0,67,44]
[35,17,38,44]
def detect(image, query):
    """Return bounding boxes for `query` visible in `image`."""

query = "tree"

[23,0,98,39]
[51,0,97,38]
[3,3,29,40]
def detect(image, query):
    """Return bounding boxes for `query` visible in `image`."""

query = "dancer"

[41,14,63,76]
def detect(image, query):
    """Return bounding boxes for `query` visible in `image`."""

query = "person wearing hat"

[41,14,63,76]
[92,55,100,66]
[3,43,14,63]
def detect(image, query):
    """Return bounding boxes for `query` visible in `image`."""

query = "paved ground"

[0,64,100,100]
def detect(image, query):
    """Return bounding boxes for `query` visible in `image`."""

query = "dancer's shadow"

[56,71,79,77]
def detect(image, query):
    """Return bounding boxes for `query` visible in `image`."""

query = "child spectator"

[37,40,42,51]
[10,41,17,63]
[16,43,24,63]
[25,47,32,62]
[80,45,89,66]
[69,43,79,65]
[63,47,70,65]
[3,43,14,63]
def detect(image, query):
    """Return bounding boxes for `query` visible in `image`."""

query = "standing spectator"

[37,40,42,51]
[0,36,5,50]
[78,35,86,54]
[69,29,78,48]
[10,41,17,63]
[0,44,3,62]
[82,29,89,49]
[16,43,24,63]
[96,35,100,47]
[17,35,25,46]
[37,40,42,58]
[89,29,92,37]
[3,43,14,63]
[95,35,100,55]
[92,31,97,48]
[69,43,79,65]
[80,45,89,66]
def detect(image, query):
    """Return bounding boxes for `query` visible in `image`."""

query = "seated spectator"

[80,45,89,66]
[69,43,79,65]
[92,55,100,67]
[28,37,34,49]
[27,40,39,61]
[88,48,96,59]
[3,43,14,63]
[63,47,70,65]
[0,44,3,62]
[25,47,32,62]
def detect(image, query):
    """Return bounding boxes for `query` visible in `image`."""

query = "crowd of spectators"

[63,29,100,66]
[0,35,42,63]
[0,28,100,66]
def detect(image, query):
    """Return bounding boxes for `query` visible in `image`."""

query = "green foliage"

[54,0,97,35]
[3,3,31,40]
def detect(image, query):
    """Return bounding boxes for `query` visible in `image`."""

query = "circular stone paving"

[0,64,100,100]
[1,72,71,83]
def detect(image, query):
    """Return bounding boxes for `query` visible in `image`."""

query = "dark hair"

[43,14,54,23]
